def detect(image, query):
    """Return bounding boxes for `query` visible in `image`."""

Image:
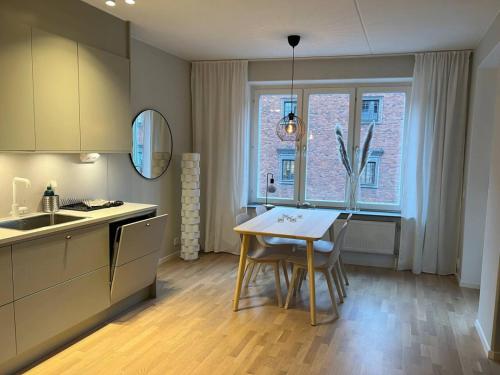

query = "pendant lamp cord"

[290,46,295,106]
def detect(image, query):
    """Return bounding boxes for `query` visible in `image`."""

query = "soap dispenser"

[42,181,60,213]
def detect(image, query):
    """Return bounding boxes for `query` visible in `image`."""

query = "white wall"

[477,67,500,355]
[248,54,415,82]
[0,38,191,259]
[461,12,500,289]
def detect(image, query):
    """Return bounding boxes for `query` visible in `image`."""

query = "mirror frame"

[129,108,174,180]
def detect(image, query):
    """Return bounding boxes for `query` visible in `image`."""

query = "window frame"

[249,83,411,212]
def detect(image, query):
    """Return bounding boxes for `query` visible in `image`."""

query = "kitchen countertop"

[0,202,158,246]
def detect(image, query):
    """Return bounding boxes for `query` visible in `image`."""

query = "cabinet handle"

[146,223,151,227]
[66,235,72,240]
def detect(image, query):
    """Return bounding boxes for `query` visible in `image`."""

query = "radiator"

[333,219,396,255]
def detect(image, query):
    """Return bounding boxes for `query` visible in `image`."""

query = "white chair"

[284,216,352,318]
[235,212,293,307]
[293,213,352,300]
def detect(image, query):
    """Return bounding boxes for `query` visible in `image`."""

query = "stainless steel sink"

[0,214,85,231]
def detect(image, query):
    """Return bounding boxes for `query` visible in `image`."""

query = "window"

[360,150,383,188]
[251,86,409,210]
[361,97,382,123]
[278,149,295,184]
[282,99,297,117]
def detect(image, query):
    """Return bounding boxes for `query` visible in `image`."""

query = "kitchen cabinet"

[32,29,80,151]
[0,304,16,362]
[111,214,168,303]
[78,44,131,152]
[12,224,108,299]
[0,21,35,151]
[15,267,109,353]
[0,246,13,307]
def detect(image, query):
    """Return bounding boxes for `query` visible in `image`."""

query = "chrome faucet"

[11,177,31,217]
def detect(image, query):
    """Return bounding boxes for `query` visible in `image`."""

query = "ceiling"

[82,0,500,61]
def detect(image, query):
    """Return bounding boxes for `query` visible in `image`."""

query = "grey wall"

[248,54,415,82]
[108,39,192,258]
[0,0,129,58]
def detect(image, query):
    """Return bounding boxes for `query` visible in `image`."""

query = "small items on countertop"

[42,181,59,213]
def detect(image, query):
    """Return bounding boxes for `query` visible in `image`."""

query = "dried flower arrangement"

[335,122,375,211]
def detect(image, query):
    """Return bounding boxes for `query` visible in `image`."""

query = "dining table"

[232,206,341,325]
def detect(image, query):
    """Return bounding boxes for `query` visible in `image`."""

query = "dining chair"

[284,216,352,318]
[293,213,352,300]
[245,205,303,283]
[235,212,293,307]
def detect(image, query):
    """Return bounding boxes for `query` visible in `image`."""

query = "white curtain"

[399,51,471,274]
[191,61,249,254]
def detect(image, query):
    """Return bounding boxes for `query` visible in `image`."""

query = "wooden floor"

[26,253,499,375]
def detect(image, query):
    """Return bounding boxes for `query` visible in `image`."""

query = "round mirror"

[130,109,173,179]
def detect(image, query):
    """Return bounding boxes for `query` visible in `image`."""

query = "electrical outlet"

[173,237,180,247]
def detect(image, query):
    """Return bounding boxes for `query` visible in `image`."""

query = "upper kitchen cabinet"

[32,29,80,151]
[0,21,35,151]
[78,44,131,152]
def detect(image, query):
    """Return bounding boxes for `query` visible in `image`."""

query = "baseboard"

[342,251,394,269]
[456,273,481,289]
[475,319,492,358]
[158,250,180,265]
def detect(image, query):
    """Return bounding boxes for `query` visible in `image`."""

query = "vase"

[347,172,359,212]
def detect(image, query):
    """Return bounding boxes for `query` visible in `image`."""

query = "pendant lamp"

[276,35,305,142]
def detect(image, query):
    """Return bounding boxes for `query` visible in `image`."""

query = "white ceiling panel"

[82,0,371,60]
[356,0,500,53]
[82,0,500,60]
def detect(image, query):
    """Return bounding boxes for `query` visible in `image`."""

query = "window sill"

[246,203,401,218]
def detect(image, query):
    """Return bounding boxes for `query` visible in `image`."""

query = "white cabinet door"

[12,225,108,299]
[0,246,13,307]
[111,214,168,304]
[78,44,131,152]
[0,20,35,151]
[0,303,16,363]
[32,28,80,151]
[15,267,110,353]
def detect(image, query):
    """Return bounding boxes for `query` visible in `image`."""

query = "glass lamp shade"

[267,183,277,193]
[276,112,305,142]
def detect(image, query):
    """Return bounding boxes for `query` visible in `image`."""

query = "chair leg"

[323,269,339,318]
[252,263,262,283]
[281,261,290,289]
[297,269,305,294]
[331,266,344,303]
[244,261,255,289]
[273,262,283,307]
[285,266,300,309]
[336,262,347,298]
[339,255,349,286]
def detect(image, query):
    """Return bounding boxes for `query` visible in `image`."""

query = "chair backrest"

[333,213,352,253]
[255,205,267,216]
[236,212,251,226]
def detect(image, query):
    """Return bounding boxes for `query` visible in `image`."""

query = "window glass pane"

[359,91,406,205]
[305,93,351,202]
[257,94,297,200]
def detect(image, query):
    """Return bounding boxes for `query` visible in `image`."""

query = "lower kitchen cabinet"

[12,224,108,299]
[0,246,13,306]
[0,303,16,363]
[14,267,110,353]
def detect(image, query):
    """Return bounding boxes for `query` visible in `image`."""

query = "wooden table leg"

[306,240,316,326]
[233,234,250,311]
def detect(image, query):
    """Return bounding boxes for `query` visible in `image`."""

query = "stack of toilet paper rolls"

[181,153,200,260]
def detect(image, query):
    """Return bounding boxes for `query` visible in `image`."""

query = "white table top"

[234,206,341,241]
